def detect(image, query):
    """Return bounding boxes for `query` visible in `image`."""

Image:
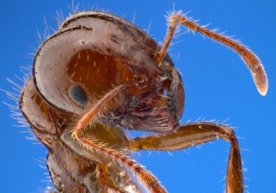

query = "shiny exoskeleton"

[20,11,268,193]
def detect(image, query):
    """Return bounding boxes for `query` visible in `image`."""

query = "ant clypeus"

[19,10,268,193]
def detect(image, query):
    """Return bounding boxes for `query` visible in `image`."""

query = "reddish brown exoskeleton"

[20,11,268,193]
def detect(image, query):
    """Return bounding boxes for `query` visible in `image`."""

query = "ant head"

[33,11,167,115]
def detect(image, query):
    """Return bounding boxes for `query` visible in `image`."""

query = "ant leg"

[70,85,167,193]
[156,11,268,95]
[129,122,243,193]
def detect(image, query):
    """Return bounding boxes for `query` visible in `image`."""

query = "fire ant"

[20,10,268,193]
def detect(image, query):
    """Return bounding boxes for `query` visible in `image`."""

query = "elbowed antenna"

[156,11,268,96]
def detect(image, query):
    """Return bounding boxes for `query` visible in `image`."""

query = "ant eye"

[68,85,88,107]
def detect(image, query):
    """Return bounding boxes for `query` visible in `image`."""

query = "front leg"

[129,122,243,193]
[69,85,167,193]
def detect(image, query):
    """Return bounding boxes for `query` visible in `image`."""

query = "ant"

[19,10,268,193]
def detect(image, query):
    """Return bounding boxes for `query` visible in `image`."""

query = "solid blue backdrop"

[0,1,275,193]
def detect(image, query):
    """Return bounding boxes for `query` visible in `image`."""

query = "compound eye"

[68,85,88,108]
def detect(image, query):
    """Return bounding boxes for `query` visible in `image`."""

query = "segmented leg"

[129,122,243,193]
[71,85,167,193]
[156,11,268,96]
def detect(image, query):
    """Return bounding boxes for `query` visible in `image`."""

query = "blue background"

[0,1,275,193]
